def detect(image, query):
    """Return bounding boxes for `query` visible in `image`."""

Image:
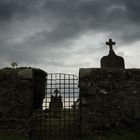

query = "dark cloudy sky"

[0,0,140,74]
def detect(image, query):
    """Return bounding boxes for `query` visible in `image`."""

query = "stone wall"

[0,68,47,136]
[33,69,47,110]
[79,68,140,135]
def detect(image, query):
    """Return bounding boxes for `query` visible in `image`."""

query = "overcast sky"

[0,0,140,75]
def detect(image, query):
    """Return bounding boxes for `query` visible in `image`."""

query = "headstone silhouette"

[49,89,63,117]
[100,39,125,68]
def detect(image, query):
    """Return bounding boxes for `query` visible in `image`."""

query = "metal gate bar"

[31,73,80,138]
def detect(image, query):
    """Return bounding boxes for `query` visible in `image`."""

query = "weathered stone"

[0,68,47,136]
[100,39,125,68]
[17,69,33,79]
[33,69,47,110]
[79,68,140,135]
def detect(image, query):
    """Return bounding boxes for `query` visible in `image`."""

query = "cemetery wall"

[0,68,47,136]
[79,68,140,135]
[33,69,47,110]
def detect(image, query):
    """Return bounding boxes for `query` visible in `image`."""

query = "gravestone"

[49,89,63,117]
[101,39,125,68]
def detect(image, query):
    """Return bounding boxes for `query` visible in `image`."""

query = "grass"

[81,129,140,140]
[32,110,140,140]
[31,109,79,136]
[0,132,29,140]
[0,129,140,140]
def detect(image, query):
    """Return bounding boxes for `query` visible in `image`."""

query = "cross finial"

[106,39,116,51]
[54,88,59,97]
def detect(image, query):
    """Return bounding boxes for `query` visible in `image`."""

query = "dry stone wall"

[0,68,47,136]
[79,68,140,135]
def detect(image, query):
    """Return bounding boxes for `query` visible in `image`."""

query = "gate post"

[79,68,140,136]
[0,68,47,137]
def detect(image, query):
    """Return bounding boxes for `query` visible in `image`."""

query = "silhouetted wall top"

[101,39,125,69]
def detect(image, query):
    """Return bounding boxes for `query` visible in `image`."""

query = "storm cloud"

[0,0,140,74]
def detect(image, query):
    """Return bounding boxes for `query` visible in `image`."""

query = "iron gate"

[31,73,80,139]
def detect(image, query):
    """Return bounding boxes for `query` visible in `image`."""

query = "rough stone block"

[18,69,33,79]
[79,68,140,135]
[0,68,47,136]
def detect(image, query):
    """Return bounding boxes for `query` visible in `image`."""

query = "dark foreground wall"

[0,68,47,136]
[79,68,140,135]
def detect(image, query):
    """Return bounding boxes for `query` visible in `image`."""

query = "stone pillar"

[79,68,140,136]
[0,68,47,136]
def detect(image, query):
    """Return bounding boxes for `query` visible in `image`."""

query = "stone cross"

[101,39,125,68]
[106,39,116,50]
[54,88,59,97]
